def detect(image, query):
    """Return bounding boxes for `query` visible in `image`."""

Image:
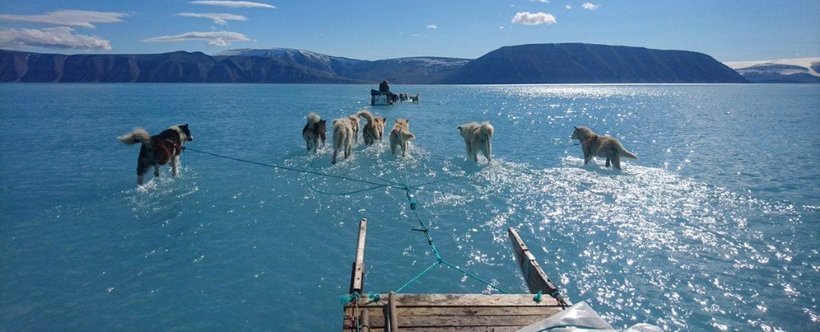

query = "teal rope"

[185,147,403,189]
[439,259,508,294]
[393,165,508,294]
[188,146,508,294]
[395,260,441,293]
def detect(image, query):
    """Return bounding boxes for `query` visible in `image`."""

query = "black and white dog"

[302,112,327,154]
[118,124,193,185]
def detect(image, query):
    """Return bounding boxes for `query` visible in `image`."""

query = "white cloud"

[177,13,247,25]
[142,31,250,47]
[189,1,275,9]
[0,10,127,28]
[565,5,572,10]
[426,24,437,29]
[0,27,112,50]
[511,11,557,26]
[582,3,600,10]
[528,0,549,3]
[498,26,505,30]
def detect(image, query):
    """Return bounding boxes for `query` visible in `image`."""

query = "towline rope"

[184,147,406,192]
[393,167,509,294]
[186,146,509,294]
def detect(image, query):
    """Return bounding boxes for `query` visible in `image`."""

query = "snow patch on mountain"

[724,57,820,77]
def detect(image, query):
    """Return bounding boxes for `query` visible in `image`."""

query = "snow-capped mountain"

[215,48,471,83]
[724,57,820,83]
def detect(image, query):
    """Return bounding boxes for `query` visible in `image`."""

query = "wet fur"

[357,110,387,145]
[302,112,327,154]
[458,121,494,163]
[389,119,415,157]
[331,117,355,164]
[118,124,193,185]
[571,126,637,170]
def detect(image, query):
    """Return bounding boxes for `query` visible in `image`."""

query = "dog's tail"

[118,128,150,145]
[357,109,374,124]
[479,122,494,140]
[306,112,321,125]
[618,143,637,159]
[403,131,416,142]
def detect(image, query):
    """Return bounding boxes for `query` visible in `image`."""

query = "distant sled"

[370,89,397,106]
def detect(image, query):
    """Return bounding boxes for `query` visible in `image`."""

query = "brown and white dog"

[571,126,637,170]
[118,124,193,185]
[457,121,494,163]
[331,116,356,164]
[357,109,387,146]
[302,112,326,154]
[389,118,415,157]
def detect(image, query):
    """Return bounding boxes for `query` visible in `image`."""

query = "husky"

[389,118,415,157]
[331,116,355,164]
[571,126,637,170]
[118,124,193,185]
[457,121,494,163]
[302,112,326,154]
[357,109,387,146]
[344,114,360,145]
[409,93,420,103]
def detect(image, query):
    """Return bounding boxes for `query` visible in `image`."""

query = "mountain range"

[723,57,820,83]
[1,43,748,84]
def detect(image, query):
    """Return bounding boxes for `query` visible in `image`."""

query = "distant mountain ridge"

[724,57,820,83]
[1,43,747,84]
[216,48,471,83]
[442,43,746,83]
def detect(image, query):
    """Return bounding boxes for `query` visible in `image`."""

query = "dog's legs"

[332,149,337,164]
[486,141,492,163]
[483,142,492,163]
[172,156,179,176]
[153,164,160,178]
[584,154,592,165]
[605,156,611,168]
[612,155,621,170]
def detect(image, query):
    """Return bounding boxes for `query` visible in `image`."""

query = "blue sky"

[0,0,818,62]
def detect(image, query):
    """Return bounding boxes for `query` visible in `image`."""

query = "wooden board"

[507,227,568,308]
[349,218,367,294]
[343,293,562,331]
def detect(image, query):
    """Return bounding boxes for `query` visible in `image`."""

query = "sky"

[0,0,818,62]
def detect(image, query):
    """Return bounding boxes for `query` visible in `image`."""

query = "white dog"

[457,121,494,163]
[389,118,415,157]
[331,116,355,164]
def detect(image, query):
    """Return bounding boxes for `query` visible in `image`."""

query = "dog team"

[305,109,497,165]
[118,114,637,185]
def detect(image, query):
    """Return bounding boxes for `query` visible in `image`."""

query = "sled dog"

[571,126,637,170]
[118,124,193,185]
[457,121,494,163]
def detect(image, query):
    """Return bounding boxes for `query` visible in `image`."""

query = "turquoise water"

[0,84,817,331]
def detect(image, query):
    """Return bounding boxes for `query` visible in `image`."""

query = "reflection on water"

[1,84,817,331]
